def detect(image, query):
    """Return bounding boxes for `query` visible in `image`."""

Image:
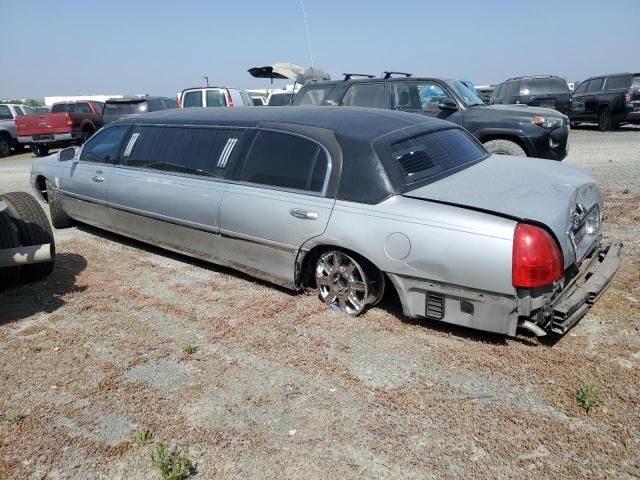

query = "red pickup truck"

[16,101,104,156]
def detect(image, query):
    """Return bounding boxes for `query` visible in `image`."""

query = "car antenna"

[300,0,315,81]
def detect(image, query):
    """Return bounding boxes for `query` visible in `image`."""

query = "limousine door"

[106,126,245,261]
[57,125,130,227]
[219,130,334,286]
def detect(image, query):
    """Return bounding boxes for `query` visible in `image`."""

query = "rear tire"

[0,210,22,290]
[81,130,94,144]
[483,139,526,157]
[0,136,10,158]
[32,144,50,157]
[1,192,55,281]
[314,250,384,316]
[598,107,614,132]
[46,180,73,229]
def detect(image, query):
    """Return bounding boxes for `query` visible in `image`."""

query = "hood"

[481,104,565,118]
[404,155,602,267]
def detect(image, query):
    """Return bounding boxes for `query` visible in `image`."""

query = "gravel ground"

[0,128,639,479]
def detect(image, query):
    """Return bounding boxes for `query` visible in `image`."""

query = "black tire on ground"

[45,180,73,229]
[81,130,95,144]
[598,107,614,132]
[482,139,527,157]
[0,210,22,290]
[32,144,50,157]
[0,135,11,158]
[1,192,55,281]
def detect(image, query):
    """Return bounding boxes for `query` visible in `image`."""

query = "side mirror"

[58,147,76,162]
[438,99,458,111]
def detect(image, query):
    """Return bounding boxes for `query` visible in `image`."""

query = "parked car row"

[292,72,570,160]
[489,72,640,131]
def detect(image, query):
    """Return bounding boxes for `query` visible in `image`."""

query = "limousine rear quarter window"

[391,129,486,184]
[238,131,327,192]
[125,126,244,177]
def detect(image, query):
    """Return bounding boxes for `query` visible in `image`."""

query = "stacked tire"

[0,192,55,290]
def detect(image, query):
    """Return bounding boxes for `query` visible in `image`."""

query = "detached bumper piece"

[551,241,622,334]
[0,243,54,268]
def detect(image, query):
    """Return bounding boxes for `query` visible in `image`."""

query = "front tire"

[483,139,526,157]
[32,144,50,157]
[45,180,73,229]
[1,192,55,281]
[315,250,384,315]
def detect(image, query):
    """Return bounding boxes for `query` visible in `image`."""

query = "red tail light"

[512,224,564,288]
[66,114,74,128]
[225,90,234,107]
[624,90,635,102]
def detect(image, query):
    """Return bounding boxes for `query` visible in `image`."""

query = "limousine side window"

[237,130,328,193]
[122,125,244,178]
[79,125,129,164]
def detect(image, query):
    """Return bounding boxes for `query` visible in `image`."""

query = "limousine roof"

[116,106,450,140]
[115,107,468,204]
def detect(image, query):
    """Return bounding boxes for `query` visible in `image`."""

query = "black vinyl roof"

[114,106,466,204]
[116,106,450,141]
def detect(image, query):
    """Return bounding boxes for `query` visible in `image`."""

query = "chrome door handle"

[290,208,318,220]
[92,175,104,182]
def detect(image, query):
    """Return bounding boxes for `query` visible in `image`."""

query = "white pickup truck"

[0,104,38,157]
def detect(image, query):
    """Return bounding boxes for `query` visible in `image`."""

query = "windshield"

[21,106,36,115]
[448,80,485,106]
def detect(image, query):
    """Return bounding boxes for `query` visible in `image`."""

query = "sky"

[1,0,639,99]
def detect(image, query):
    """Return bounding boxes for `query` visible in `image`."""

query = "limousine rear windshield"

[390,128,487,186]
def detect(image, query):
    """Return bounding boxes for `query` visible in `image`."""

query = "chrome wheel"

[315,251,379,315]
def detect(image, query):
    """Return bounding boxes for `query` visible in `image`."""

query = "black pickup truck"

[292,73,569,160]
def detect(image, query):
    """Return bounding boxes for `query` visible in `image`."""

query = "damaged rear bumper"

[386,241,622,337]
[548,241,622,334]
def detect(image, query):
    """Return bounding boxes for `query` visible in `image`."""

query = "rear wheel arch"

[296,244,388,305]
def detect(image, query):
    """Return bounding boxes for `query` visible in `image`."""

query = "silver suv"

[179,87,254,108]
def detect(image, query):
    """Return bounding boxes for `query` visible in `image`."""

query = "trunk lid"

[403,155,603,268]
[16,113,72,136]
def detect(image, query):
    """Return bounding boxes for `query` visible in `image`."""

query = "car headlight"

[533,116,563,129]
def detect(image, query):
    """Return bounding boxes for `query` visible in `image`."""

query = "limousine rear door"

[219,129,334,286]
[107,126,245,261]
[56,125,130,227]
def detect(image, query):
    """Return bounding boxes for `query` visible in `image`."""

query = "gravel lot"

[1,127,639,479]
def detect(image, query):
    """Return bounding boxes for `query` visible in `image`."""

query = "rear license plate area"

[34,135,53,141]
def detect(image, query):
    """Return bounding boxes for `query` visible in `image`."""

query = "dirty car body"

[30,107,621,336]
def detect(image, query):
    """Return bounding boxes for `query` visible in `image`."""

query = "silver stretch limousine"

[30,107,621,336]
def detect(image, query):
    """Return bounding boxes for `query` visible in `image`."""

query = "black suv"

[490,75,571,114]
[569,72,640,131]
[102,96,179,125]
[292,73,569,160]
